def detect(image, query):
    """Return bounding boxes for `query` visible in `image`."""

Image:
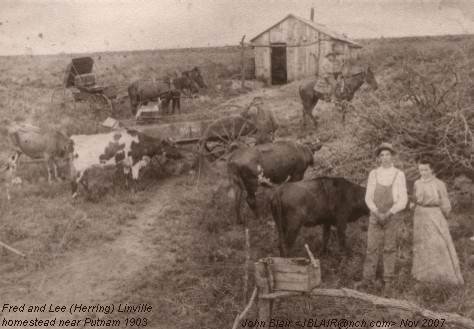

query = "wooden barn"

[250,13,362,85]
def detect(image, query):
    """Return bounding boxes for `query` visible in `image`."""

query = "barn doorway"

[271,43,287,85]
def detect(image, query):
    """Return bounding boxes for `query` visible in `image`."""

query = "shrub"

[358,62,473,180]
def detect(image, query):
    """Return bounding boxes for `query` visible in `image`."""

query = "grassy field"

[0,35,473,329]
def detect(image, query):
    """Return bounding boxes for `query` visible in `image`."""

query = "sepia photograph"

[0,0,473,328]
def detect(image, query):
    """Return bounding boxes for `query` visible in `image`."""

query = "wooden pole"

[243,227,250,305]
[317,32,321,76]
[254,261,273,329]
[0,240,26,257]
[232,287,258,329]
[304,244,318,268]
[257,288,474,329]
[240,35,246,90]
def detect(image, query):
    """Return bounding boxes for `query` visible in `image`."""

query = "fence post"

[243,227,250,305]
[240,35,246,90]
[254,261,272,329]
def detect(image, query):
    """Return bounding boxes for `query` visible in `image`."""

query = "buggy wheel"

[88,94,113,116]
[201,119,254,161]
[51,87,76,111]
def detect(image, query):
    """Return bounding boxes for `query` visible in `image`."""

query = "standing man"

[358,143,408,296]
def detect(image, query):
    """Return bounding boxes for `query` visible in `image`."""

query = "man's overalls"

[363,171,399,283]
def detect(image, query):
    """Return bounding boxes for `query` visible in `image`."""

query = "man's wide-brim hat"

[375,142,396,156]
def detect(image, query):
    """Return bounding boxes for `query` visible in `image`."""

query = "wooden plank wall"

[253,16,355,84]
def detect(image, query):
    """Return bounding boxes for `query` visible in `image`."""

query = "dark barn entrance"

[271,43,287,85]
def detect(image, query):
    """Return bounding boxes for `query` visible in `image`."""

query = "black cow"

[227,140,320,225]
[270,177,369,257]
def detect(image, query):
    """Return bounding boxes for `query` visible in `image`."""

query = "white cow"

[70,129,181,198]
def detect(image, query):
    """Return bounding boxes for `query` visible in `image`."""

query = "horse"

[172,67,207,97]
[299,65,378,127]
[160,67,207,115]
[127,79,180,116]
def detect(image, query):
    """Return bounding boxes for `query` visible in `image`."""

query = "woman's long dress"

[412,177,464,285]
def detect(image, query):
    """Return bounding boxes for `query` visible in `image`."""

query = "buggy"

[52,57,116,113]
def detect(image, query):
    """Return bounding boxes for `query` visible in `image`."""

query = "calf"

[270,177,369,257]
[70,129,181,198]
[227,140,320,225]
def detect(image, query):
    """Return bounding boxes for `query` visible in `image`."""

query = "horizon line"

[1,32,473,58]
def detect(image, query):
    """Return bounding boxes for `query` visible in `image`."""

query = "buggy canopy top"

[64,57,94,88]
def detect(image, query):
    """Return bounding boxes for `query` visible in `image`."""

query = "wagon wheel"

[201,119,256,161]
[87,94,113,116]
[50,87,76,111]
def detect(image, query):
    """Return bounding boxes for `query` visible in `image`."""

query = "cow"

[4,122,73,184]
[270,177,369,257]
[127,79,180,116]
[69,129,182,198]
[227,140,321,225]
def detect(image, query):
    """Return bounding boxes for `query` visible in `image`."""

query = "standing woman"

[411,158,464,285]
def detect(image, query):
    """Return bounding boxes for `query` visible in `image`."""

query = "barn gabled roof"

[250,14,362,48]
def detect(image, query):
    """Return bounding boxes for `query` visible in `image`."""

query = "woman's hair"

[417,156,434,169]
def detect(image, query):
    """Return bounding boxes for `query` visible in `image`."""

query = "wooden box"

[263,257,321,292]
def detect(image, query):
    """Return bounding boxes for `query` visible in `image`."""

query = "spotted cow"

[70,129,182,198]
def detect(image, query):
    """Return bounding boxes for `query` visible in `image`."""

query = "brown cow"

[5,122,73,184]
[270,177,369,257]
[227,140,320,225]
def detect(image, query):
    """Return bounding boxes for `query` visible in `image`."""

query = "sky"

[0,0,473,56]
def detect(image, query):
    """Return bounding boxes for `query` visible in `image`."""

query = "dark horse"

[127,79,180,116]
[172,67,207,96]
[128,67,207,116]
[299,65,378,127]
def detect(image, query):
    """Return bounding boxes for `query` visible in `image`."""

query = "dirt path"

[0,83,306,329]
[0,178,185,328]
